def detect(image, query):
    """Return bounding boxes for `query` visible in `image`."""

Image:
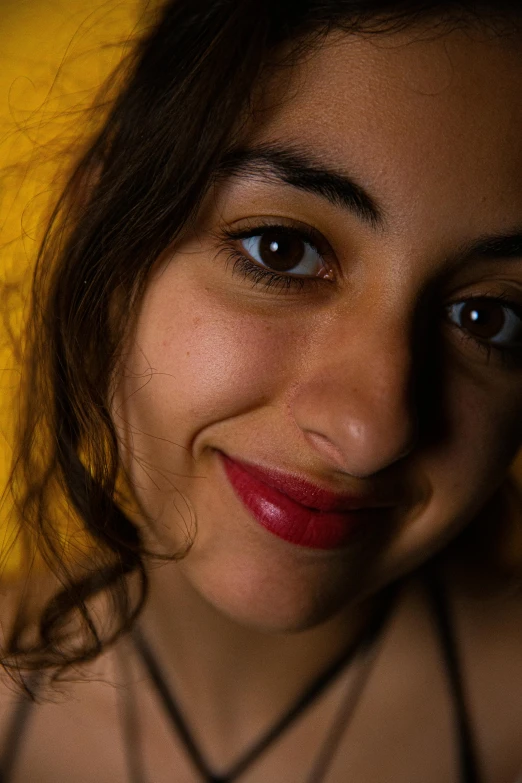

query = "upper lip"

[221,452,393,513]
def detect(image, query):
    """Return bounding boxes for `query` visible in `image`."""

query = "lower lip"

[220,452,375,550]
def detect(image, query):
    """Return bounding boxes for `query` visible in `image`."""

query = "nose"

[291,321,419,478]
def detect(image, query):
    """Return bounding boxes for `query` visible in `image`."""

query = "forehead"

[248,27,522,237]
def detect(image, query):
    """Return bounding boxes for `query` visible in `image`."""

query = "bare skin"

[3,22,522,783]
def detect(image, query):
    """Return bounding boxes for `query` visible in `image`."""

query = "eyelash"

[448,293,522,369]
[219,223,522,368]
[221,223,328,294]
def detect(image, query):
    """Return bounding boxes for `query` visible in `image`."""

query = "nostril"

[304,416,418,478]
[303,431,354,471]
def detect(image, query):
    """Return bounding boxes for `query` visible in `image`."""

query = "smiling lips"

[219,452,387,550]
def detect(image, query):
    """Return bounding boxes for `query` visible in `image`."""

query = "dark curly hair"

[2,0,521,680]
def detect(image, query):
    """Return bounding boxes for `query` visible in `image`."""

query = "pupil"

[259,231,305,272]
[462,301,505,339]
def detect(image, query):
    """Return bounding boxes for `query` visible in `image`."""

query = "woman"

[1,0,522,780]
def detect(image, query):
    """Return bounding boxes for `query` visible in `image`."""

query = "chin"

[185,555,367,634]
[209,593,347,634]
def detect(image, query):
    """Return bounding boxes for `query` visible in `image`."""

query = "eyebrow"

[214,142,522,263]
[457,233,522,261]
[215,142,384,228]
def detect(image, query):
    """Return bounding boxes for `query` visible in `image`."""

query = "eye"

[446,298,522,347]
[239,228,327,277]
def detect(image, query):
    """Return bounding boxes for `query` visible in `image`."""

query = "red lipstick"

[219,452,384,550]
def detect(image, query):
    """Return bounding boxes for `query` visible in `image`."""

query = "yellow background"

[0,0,145,577]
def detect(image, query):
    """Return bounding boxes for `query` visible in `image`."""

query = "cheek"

[145,317,267,429]
[115,266,296,455]
[389,370,522,571]
[445,372,522,485]
[113,264,306,558]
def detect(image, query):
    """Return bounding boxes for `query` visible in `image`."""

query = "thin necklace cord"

[0,575,481,782]
[304,618,388,783]
[0,673,41,783]
[117,644,147,783]
[131,584,398,783]
[425,567,482,783]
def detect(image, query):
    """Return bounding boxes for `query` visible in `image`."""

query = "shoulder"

[0,636,127,782]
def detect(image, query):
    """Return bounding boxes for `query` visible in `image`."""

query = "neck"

[135,561,380,762]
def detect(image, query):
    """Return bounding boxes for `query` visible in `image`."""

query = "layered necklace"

[124,584,398,783]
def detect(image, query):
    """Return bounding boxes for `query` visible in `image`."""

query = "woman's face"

[113,24,522,631]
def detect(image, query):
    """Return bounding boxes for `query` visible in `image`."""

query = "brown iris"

[257,230,306,272]
[459,300,505,340]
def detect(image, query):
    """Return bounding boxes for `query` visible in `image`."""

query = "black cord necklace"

[130,585,397,783]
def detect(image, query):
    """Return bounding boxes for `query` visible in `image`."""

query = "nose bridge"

[365,318,414,404]
[293,309,419,477]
